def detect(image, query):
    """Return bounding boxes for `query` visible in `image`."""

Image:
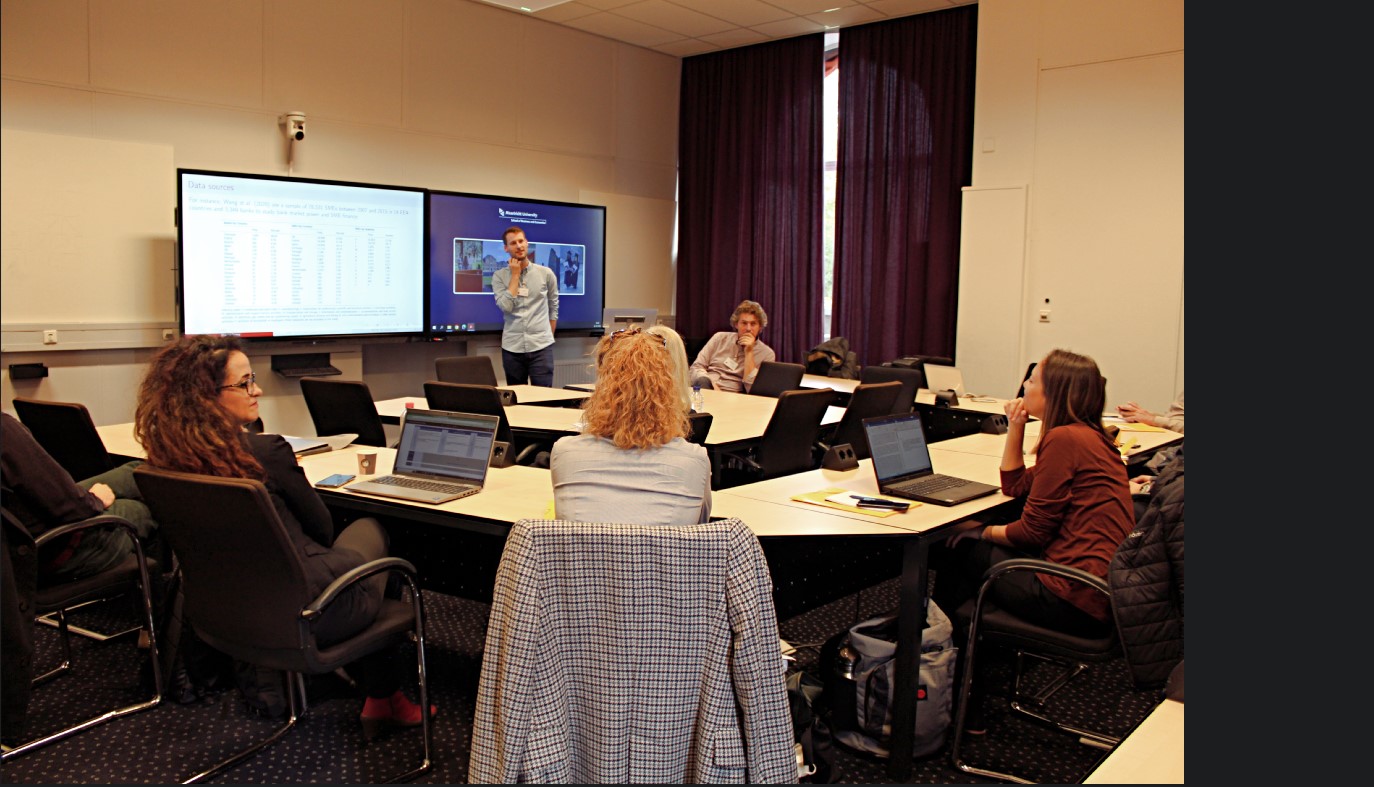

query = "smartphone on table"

[314,473,356,489]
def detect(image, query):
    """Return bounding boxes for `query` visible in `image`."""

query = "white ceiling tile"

[762,0,858,16]
[578,0,642,9]
[654,38,723,57]
[698,27,772,49]
[749,17,827,38]
[806,4,882,27]
[614,0,735,37]
[562,11,684,47]
[670,0,792,28]
[863,0,955,17]
[470,0,579,12]
[533,2,600,23]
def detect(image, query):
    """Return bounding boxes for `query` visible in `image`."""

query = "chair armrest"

[978,557,1109,598]
[33,514,139,549]
[301,556,419,620]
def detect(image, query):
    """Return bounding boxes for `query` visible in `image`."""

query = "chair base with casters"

[175,559,433,785]
[950,558,1122,784]
[1,514,162,763]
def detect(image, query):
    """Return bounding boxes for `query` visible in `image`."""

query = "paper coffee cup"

[357,452,378,475]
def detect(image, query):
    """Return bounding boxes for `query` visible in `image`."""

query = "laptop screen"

[923,364,965,396]
[863,412,933,483]
[392,409,497,483]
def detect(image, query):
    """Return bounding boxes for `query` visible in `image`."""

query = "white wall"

[2,0,1186,432]
[0,0,680,433]
[958,0,1184,410]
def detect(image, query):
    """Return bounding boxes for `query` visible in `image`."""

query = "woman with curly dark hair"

[550,327,711,525]
[135,334,431,739]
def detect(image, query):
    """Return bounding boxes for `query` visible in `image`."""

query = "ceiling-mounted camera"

[282,111,306,141]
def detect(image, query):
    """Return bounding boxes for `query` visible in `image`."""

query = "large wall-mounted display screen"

[176,169,426,340]
[427,190,606,335]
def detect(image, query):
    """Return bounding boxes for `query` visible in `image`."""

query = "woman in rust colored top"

[933,348,1133,638]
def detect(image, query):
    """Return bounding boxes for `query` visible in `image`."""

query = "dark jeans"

[501,344,555,387]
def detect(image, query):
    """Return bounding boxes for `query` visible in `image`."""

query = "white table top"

[1082,698,1184,783]
[929,421,1181,460]
[377,387,842,447]
[299,445,918,539]
[715,454,1012,534]
[497,384,588,405]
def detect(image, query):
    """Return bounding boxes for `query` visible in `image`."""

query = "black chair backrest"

[749,361,805,398]
[1016,362,1038,399]
[755,388,835,479]
[298,378,388,448]
[829,381,903,459]
[858,366,922,413]
[133,467,311,660]
[435,356,500,387]
[422,382,514,444]
[686,412,713,446]
[11,397,115,482]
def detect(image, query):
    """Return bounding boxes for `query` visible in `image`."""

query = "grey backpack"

[830,602,957,759]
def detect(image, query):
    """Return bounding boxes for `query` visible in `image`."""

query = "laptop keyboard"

[891,475,966,495]
[370,476,474,494]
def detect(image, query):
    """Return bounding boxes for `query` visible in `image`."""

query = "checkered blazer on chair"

[469,518,797,784]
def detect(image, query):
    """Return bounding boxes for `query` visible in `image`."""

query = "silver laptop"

[346,408,499,504]
[923,364,966,397]
[861,412,998,506]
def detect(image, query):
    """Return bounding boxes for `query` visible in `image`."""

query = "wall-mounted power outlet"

[42,329,58,344]
[1038,310,1051,323]
[162,328,177,342]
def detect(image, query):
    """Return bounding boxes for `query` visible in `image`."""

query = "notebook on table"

[346,408,499,505]
[861,411,999,506]
[922,364,966,398]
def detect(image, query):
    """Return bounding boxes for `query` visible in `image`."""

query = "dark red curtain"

[676,35,824,366]
[832,6,977,368]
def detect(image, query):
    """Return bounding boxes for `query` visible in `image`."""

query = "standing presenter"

[492,226,559,386]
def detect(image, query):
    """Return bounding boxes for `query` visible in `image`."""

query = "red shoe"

[361,691,436,741]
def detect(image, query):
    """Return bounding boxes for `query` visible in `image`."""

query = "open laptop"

[922,364,966,398]
[346,408,500,505]
[861,411,999,506]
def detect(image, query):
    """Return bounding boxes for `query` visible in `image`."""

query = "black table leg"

[885,536,930,779]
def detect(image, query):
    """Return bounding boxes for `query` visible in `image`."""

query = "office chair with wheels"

[747,361,805,397]
[816,381,902,461]
[858,366,922,414]
[0,510,162,763]
[434,356,500,388]
[950,558,1123,784]
[132,466,432,784]
[469,518,796,783]
[298,378,389,448]
[421,382,545,466]
[11,398,117,482]
[719,387,834,486]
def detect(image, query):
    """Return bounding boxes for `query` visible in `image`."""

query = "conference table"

[96,415,1013,780]
[296,442,1010,780]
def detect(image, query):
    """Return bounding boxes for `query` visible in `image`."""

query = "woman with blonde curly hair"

[550,327,711,524]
